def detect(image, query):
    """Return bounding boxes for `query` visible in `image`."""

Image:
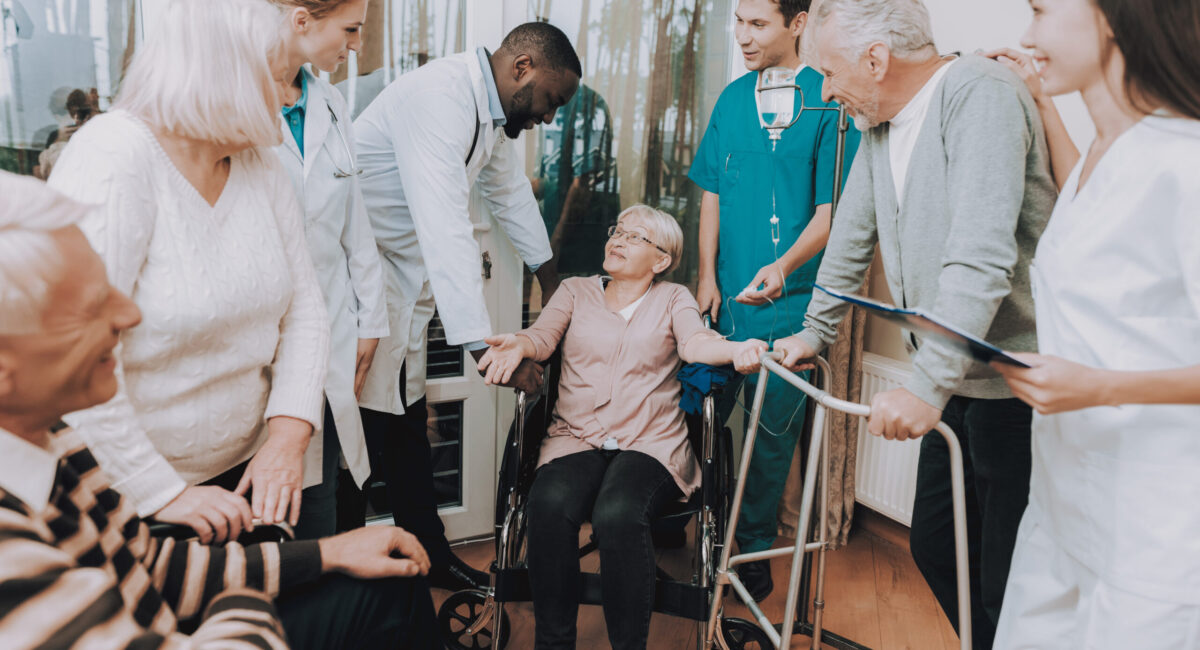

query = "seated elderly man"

[478,205,767,649]
[0,172,440,649]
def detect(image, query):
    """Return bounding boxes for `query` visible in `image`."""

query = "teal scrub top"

[282,72,309,157]
[689,67,860,342]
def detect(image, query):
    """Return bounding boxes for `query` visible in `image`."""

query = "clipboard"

[815,284,1031,368]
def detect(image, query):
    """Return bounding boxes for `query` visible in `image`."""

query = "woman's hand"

[981,48,1048,104]
[354,338,380,399]
[991,353,1114,414]
[774,336,819,371]
[736,263,787,306]
[478,334,529,386]
[733,339,770,374]
[236,416,311,527]
[154,485,255,545]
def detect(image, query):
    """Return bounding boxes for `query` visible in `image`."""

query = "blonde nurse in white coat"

[989,0,1200,647]
[272,0,388,539]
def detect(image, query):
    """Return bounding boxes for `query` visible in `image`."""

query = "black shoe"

[738,559,773,602]
[429,552,491,592]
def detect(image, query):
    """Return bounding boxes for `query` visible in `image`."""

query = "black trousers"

[276,573,442,649]
[525,449,682,650]
[909,396,1032,650]
[338,366,453,574]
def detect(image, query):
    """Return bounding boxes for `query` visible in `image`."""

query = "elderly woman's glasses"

[607,225,667,254]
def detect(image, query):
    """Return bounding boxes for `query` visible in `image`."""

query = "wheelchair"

[436,353,759,649]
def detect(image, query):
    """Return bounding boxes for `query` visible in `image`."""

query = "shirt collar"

[0,426,60,513]
[282,71,309,118]
[476,47,507,127]
[889,57,956,128]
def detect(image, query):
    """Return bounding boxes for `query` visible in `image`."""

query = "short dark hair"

[1095,0,1200,121]
[498,22,582,79]
[773,0,812,26]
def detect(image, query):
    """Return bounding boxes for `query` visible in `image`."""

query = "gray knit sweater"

[796,55,1058,408]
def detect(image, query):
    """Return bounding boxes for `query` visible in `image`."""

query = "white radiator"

[854,353,923,526]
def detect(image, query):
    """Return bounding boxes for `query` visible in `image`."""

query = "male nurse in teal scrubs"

[688,0,859,601]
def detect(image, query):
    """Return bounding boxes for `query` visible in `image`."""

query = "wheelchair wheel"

[721,617,773,650]
[438,589,511,650]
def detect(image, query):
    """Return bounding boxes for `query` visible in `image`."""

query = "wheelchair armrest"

[147,520,295,544]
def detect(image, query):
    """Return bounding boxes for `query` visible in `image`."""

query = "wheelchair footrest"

[490,567,711,621]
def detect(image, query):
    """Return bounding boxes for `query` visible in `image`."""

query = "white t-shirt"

[887,58,957,203]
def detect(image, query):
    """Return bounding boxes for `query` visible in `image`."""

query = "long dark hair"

[1095,0,1200,120]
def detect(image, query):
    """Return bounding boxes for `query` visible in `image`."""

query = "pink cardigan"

[518,276,721,498]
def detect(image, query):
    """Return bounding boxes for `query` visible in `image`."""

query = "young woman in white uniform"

[990,0,1200,646]
[271,0,388,539]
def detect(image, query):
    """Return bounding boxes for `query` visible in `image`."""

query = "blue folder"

[815,284,1031,368]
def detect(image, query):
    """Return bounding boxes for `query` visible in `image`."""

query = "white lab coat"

[354,50,552,414]
[274,68,388,488]
[1020,115,1200,609]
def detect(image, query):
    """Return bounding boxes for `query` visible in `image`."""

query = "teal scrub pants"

[718,367,810,554]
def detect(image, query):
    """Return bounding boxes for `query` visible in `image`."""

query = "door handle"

[481,251,492,280]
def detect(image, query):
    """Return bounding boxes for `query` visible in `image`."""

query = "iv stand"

[753,80,868,650]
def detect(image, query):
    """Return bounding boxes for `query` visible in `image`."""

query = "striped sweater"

[0,429,322,649]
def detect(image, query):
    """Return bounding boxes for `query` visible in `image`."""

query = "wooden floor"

[434,517,960,650]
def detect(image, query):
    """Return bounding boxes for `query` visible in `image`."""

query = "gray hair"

[814,0,936,60]
[617,204,684,278]
[0,172,90,336]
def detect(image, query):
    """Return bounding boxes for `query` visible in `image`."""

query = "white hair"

[0,172,91,336]
[116,0,286,147]
[617,204,684,278]
[814,0,936,60]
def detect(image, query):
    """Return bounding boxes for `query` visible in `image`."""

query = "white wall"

[863,0,1095,361]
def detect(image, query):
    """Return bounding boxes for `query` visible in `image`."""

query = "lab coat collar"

[476,47,507,127]
[0,425,60,514]
[301,68,332,180]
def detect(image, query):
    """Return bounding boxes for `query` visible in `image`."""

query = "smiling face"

[602,214,672,281]
[735,0,805,71]
[1021,0,1111,97]
[289,0,368,73]
[816,16,884,129]
[0,228,141,422]
[503,62,580,139]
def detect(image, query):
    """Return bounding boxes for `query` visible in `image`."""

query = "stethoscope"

[327,101,362,178]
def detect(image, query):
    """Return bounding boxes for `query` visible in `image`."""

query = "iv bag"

[759,67,796,129]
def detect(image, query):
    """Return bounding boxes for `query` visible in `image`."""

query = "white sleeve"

[476,136,552,269]
[333,91,389,340]
[48,121,187,516]
[388,88,492,346]
[261,153,331,429]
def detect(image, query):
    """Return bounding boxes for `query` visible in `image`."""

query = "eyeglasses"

[607,225,668,254]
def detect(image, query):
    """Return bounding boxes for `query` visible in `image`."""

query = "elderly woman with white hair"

[479,204,766,649]
[47,0,329,543]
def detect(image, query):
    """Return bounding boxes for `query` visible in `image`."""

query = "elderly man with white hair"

[0,172,440,649]
[748,0,1057,647]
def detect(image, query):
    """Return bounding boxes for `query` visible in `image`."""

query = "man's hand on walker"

[868,388,942,441]
[774,336,819,372]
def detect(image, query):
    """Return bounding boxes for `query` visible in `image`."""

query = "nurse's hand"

[236,416,310,527]
[980,48,1047,104]
[868,388,942,441]
[696,277,722,325]
[736,262,786,306]
[354,338,379,399]
[991,353,1113,414]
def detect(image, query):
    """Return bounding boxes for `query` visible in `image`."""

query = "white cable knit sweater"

[47,111,330,516]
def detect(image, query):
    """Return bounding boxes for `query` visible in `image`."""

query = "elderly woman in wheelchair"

[478,204,766,649]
